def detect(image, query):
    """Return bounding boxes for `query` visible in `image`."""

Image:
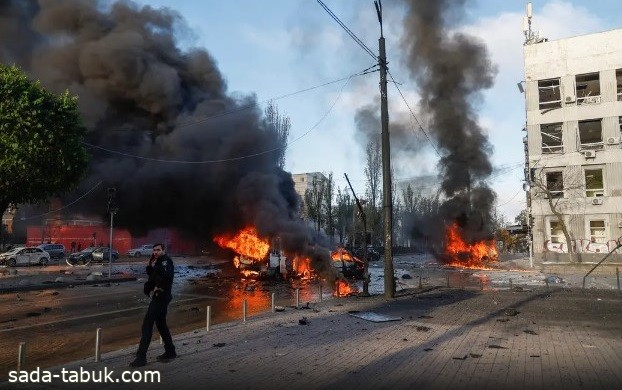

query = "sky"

[134,0,621,224]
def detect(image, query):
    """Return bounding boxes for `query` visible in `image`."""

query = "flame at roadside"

[334,279,358,297]
[444,223,498,268]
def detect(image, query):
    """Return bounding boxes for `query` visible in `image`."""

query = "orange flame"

[293,256,313,279]
[214,226,270,261]
[444,223,498,268]
[331,248,363,264]
[333,279,357,297]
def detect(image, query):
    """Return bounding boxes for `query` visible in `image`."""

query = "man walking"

[130,243,177,367]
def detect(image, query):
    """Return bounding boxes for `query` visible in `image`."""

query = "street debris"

[424,348,434,352]
[504,308,520,316]
[416,326,431,332]
[418,315,434,319]
[349,312,403,322]
[496,318,510,322]
[453,355,468,360]
[469,353,482,358]
[488,345,507,349]
[523,329,538,335]
[213,343,226,348]
[299,317,308,325]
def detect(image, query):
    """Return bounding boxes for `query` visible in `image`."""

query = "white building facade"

[291,172,328,218]
[523,29,622,262]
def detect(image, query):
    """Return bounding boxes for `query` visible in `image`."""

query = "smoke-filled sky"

[2,0,620,234]
[124,0,619,224]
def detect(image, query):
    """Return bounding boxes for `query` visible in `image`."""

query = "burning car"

[331,248,364,279]
[214,227,292,279]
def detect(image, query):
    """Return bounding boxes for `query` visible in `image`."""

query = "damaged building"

[522,28,622,264]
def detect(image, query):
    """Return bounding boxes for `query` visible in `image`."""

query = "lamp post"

[107,188,118,280]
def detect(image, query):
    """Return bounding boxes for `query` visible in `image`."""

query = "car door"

[16,249,30,265]
[31,248,44,264]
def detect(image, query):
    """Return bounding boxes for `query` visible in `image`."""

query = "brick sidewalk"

[3,287,621,389]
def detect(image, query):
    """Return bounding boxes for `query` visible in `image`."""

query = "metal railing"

[582,238,622,290]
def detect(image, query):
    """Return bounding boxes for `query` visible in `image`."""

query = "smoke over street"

[400,0,498,245]
[0,0,331,271]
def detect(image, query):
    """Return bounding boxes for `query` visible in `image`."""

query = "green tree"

[264,102,290,169]
[0,65,90,215]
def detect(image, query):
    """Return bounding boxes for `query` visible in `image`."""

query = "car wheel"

[39,258,48,266]
[134,252,141,258]
[8,258,16,267]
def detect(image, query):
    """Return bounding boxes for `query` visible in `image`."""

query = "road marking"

[0,295,225,333]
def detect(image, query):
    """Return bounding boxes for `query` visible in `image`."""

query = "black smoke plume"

[400,0,497,248]
[0,0,332,273]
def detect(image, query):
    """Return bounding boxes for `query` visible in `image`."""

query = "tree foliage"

[0,65,90,215]
[264,102,290,169]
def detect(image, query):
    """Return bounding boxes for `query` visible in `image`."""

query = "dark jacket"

[143,254,174,297]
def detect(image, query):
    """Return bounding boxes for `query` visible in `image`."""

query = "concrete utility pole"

[107,188,118,280]
[375,0,395,298]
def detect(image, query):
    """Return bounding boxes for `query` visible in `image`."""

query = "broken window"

[589,220,606,244]
[549,220,563,243]
[546,171,564,198]
[541,123,563,153]
[576,73,601,105]
[617,69,622,101]
[584,168,604,197]
[538,78,561,109]
[578,119,603,150]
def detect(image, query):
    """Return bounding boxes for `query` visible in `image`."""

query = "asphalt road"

[0,257,321,380]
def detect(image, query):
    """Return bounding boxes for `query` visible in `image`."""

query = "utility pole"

[344,173,369,295]
[107,188,118,280]
[375,0,395,298]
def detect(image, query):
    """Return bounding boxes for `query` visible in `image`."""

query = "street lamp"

[107,188,118,279]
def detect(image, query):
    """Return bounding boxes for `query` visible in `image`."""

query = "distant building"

[291,172,328,219]
[522,28,622,263]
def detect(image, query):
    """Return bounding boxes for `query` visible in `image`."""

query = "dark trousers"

[136,294,175,357]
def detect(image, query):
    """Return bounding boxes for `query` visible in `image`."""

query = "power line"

[316,0,377,60]
[19,181,103,221]
[84,71,360,164]
[387,70,442,158]
[174,64,378,130]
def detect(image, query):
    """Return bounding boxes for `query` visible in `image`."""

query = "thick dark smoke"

[400,0,497,245]
[0,0,331,272]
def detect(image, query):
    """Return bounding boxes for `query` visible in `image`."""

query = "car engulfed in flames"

[213,226,316,280]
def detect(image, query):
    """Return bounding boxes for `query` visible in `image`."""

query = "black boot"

[156,350,177,362]
[129,355,147,368]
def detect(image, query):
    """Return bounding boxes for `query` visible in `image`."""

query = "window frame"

[545,171,564,198]
[575,72,601,105]
[616,69,622,101]
[547,218,564,244]
[584,167,605,197]
[578,119,604,150]
[540,122,563,154]
[588,220,607,244]
[538,78,562,109]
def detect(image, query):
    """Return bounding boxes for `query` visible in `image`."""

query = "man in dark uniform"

[130,243,177,367]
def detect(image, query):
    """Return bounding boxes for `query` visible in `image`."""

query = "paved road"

[3,286,621,389]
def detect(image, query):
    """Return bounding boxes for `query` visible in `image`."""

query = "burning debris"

[443,223,498,268]
[213,226,321,281]
[331,248,364,280]
[334,279,358,297]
